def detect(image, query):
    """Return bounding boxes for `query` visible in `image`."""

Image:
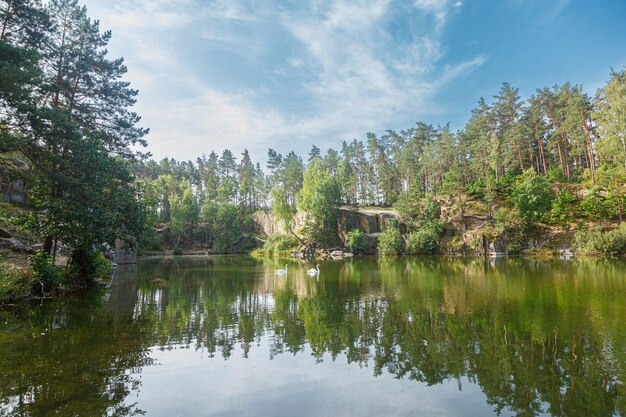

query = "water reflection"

[1,256,625,416]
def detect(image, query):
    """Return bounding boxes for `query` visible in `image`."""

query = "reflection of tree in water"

[1,256,623,417]
[132,256,625,417]
[0,295,153,417]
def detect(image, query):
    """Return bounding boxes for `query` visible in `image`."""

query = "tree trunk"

[0,0,13,42]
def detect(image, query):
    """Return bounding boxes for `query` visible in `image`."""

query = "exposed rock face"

[253,207,403,255]
[336,208,403,243]
[113,239,137,264]
[0,237,34,253]
[252,211,307,237]
[253,203,577,257]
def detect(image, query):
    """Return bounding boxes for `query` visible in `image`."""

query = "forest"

[1,0,626,301]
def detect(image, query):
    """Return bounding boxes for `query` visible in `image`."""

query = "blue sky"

[81,0,626,164]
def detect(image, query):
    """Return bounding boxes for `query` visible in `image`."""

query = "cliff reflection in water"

[125,256,625,416]
[0,256,624,417]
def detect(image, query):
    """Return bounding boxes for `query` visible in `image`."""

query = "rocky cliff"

[253,201,576,257]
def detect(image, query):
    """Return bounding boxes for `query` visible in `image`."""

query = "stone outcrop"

[336,208,404,243]
[0,227,12,239]
[252,211,307,237]
[252,202,577,257]
[0,237,34,253]
[113,239,137,264]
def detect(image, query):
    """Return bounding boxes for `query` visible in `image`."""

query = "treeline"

[0,0,146,286]
[131,69,626,252]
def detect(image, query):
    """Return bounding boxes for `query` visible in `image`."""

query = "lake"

[1,256,625,417]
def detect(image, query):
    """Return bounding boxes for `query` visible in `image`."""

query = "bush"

[378,227,404,256]
[578,192,625,220]
[573,223,626,255]
[346,229,366,254]
[0,263,34,303]
[406,226,440,255]
[546,166,568,183]
[579,194,611,219]
[496,168,522,196]
[65,248,112,285]
[173,246,183,255]
[466,178,486,200]
[492,207,527,254]
[511,169,552,223]
[30,252,63,292]
[138,227,162,251]
[550,190,579,223]
[262,234,299,255]
[212,204,241,253]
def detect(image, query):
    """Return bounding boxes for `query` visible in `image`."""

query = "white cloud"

[82,0,485,163]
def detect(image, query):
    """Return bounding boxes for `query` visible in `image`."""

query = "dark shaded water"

[1,256,625,417]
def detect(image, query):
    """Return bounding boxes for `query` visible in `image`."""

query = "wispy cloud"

[82,0,486,162]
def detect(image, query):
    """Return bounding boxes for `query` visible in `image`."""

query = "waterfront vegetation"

[1,0,626,303]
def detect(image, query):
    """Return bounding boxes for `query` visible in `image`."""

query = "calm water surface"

[1,256,625,417]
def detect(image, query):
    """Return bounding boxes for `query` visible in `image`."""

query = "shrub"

[30,252,63,292]
[466,178,486,200]
[64,248,112,286]
[573,223,626,255]
[546,166,568,183]
[262,234,299,255]
[406,226,440,255]
[492,207,527,254]
[173,246,183,255]
[511,169,552,223]
[212,204,241,253]
[578,192,625,220]
[138,227,161,251]
[550,190,579,223]
[0,263,34,303]
[346,229,366,254]
[579,194,611,219]
[395,192,440,229]
[497,168,522,196]
[378,227,404,256]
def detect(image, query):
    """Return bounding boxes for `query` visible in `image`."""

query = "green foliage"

[496,168,522,195]
[169,192,186,241]
[439,162,464,196]
[64,249,112,286]
[511,169,553,223]
[581,190,626,220]
[594,68,626,174]
[262,234,299,255]
[29,252,63,292]
[138,227,161,251]
[395,193,440,232]
[550,190,579,223]
[346,229,366,254]
[0,262,34,304]
[298,159,341,242]
[395,186,422,220]
[578,193,622,219]
[212,204,241,253]
[465,178,486,200]
[546,166,569,183]
[173,246,183,256]
[378,227,404,256]
[573,223,626,255]
[271,187,296,232]
[406,225,440,255]
[492,207,527,254]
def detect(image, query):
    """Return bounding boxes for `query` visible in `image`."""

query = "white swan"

[275,264,288,275]
[307,264,320,276]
